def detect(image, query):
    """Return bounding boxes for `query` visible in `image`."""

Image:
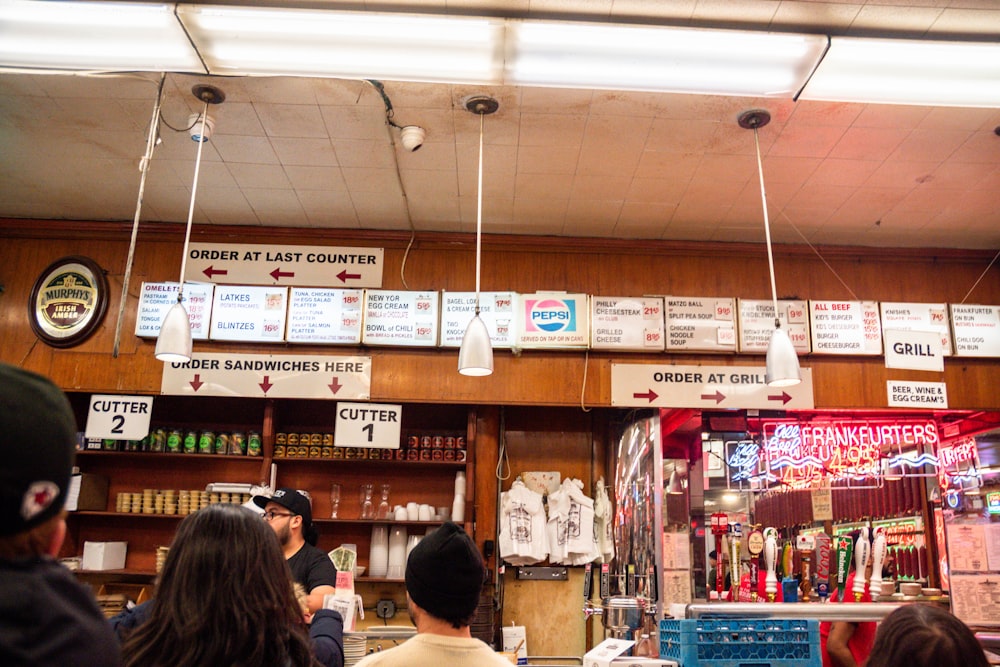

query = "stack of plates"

[343,633,367,666]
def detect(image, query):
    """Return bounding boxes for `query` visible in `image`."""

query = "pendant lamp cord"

[474,111,484,315]
[174,100,210,306]
[113,72,165,358]
[753,125,781,329]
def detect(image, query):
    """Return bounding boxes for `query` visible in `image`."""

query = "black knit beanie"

[405,522,484,620]
[0,363,77,537]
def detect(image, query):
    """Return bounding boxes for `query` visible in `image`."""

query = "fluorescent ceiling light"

[176,5,504,82]
[506,20,829,96]
[0,0,205,72]
[801,36,1000,108]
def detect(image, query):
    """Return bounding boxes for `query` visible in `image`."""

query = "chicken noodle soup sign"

[753,419,940,486]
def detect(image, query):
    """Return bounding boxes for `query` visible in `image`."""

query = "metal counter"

[679,601,904,622]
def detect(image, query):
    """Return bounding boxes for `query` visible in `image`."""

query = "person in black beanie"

[354,522,512,667]
[253,487,337,612]
[0,362,121,666]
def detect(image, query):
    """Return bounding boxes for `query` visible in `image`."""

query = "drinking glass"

[359,483,375,519]
[377,483,391,519]
[329,483,341,519]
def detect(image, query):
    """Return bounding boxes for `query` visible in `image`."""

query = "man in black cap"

[0,363,121,666]
[354,522,511,667]
[253,487,337,612]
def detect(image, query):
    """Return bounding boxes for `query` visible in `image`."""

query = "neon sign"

[987,491,1000,515]
[759,419,939,486]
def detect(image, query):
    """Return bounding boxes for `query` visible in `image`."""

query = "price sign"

[590,295,665,351]
[334,402,402,449]
[665,296,737,352]
[738,299,810,353]
[85,394,153,440]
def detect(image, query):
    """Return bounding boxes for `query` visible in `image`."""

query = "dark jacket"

[0,557,121,667]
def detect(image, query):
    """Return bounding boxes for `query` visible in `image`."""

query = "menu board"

[880,302,952,355]
[808,300,882,355]
[664,296,736,352]
[210,286,288,342]
[135,282,214,339]
[950,304,1000,357]
[285,288,363,344]
[361,290,439,347]
[440,291,517,348]
[516,293,590,349]
[737,299,810,354]
[590,296,665,351]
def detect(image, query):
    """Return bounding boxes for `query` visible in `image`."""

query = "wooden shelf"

[76,450,263,462]
[274,458,464,469]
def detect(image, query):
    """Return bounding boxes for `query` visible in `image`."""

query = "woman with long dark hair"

[121,503,342,667]
[866,603,988,667]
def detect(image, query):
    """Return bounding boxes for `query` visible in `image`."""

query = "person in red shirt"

[820,558,877,667]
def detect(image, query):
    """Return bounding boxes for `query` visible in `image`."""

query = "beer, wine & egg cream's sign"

[516,293,590,348]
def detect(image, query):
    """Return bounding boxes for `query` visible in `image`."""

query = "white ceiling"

[1,0,999,249]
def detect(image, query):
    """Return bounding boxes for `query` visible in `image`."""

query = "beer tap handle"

[853,527,870,601]
[869,527,887,597]
[763,527,778,602]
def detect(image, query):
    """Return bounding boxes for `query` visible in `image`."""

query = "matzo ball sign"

[518,294,589,348]
[29,256,109,348]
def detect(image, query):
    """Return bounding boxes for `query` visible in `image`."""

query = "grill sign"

[29,256,108,348]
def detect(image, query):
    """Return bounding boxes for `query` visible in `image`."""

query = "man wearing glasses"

[254,488,337,612]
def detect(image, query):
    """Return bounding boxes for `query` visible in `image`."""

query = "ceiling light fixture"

[801,37,1000,108]
[739,109,801,387]
[0,0,205,72]
[155,83,224,363]
[457,96,498,377]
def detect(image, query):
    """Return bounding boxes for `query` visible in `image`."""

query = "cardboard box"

[66,473,109,511]
[82,541,127,571]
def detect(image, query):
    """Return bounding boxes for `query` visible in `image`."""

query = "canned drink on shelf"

[198,431,214,454]
[444,436,456,449]
[321,446,333,458]
[406,449,419,461]
[381,449,393,460]
[214,432,230,455]
[420,436,432,449]
[431,449,444,461]
[331,447,344,459]
[287,433,299,446]
[444,449,456,461]
[394,448,406,460]
[308,446,321,458]
[298,445,310,458]
[322,433,333,446]
[275,433,287,445]
[183,431,198,454]
[102,438,118,451]
[432,435,444,449]
[230,432,246,455]
[419,449,432,461]
[166,429,182,453]
[456,449,467,462]
[150,428,166,453]
[456,436,466,449]
[299,433,311,448]
[247,431,262,456]
[407,435,419,449]
[344,447,357,459]
[125,439,141,452]
[274,445,286,458]
[310,433,323,446]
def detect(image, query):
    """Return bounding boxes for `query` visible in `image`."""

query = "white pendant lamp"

[457,96,498,377]
[739,109,801,387]
[155,84,225,363]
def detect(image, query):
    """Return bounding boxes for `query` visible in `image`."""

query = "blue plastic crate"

[658,618,821,667]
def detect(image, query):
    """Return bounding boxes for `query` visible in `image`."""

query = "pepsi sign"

[517,293,589,348]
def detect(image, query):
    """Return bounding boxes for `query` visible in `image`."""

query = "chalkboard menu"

[135,282,214,339]
[950,304,1000,357]
[664,296,736,352]
[808,300,882,355]
[880,302,952,355]
[440,291,517,348]
[737,299,810,354]
[286,288,363,344]
[361,290,440,347]
[210,286,288,342]
[590,296,665,351]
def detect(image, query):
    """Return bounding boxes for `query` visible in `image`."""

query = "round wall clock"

[28,255,109,348]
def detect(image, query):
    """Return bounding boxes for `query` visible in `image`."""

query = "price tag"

[334,402,402,449]
[85,395,154,440]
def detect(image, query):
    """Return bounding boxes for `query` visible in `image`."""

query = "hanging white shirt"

[498,480,548,565]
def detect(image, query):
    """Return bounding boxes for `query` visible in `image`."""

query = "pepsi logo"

[527,299,576,333]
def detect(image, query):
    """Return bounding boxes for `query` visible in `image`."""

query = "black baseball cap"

[252,488,312,527]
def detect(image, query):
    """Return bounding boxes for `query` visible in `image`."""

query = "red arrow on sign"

[190,374,204,391]
[270,267,295,281]
[328,377,342,394]
[259,376,273,394]
[633,389,658,402]
[203,266,228,279]
[336,269,361,283]
[768,391,793,405]
[701,391,726,404]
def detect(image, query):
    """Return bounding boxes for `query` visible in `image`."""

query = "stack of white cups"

[452,471,466,523]
[369,525,388,578]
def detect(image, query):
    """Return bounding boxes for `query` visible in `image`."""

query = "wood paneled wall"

[2,219,998,409]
